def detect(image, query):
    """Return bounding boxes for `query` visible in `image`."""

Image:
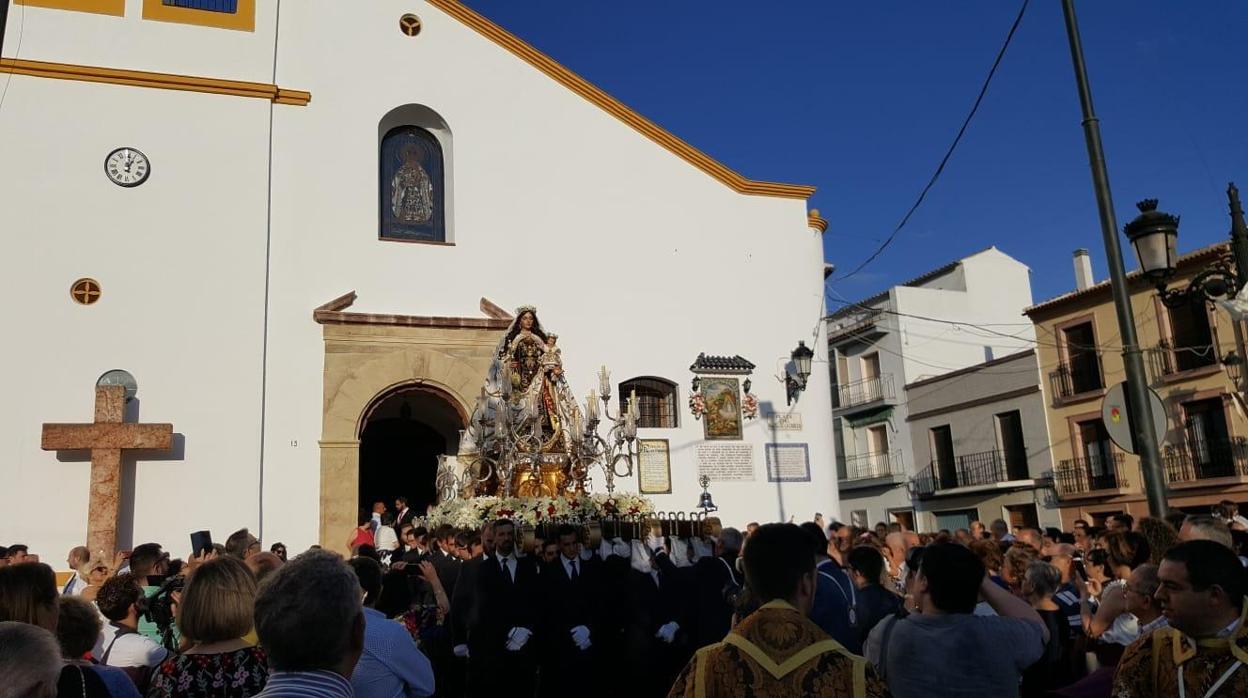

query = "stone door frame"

[315,292,510,550]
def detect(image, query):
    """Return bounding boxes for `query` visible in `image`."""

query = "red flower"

[547,505,557,515]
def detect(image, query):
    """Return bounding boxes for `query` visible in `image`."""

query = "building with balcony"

[827,247,1036,530]
[905,350,1059,532]
[1025,244,1248,527]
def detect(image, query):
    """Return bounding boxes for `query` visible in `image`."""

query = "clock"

[104,147,150,187]
[96,369,138,401]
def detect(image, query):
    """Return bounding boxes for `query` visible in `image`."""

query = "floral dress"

[146,646,268,698]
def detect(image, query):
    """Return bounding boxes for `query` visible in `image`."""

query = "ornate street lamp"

[785,341,815,406]
[1123,199,1179,284]
[1127,193,1248,309]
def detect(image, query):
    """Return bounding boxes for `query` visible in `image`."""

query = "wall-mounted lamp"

[785,341,815,406]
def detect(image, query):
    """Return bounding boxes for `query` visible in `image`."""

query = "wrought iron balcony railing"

[1147,338,1218,379]
[827,308,885,343]
[1163,438,1248,483]
[1054,452,1126,496]
[912,449,1030,497]
[1049,356,1105,400]
[836,374,896,409]
[841,450,904,481]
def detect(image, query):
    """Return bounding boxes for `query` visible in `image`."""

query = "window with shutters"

[618,378,679,429]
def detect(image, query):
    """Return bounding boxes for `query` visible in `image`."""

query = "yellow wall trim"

[15,0,124,17]
[0,58,310,105]
[426,0,815,201]
[142,0,255,32]
[808,209,829,233]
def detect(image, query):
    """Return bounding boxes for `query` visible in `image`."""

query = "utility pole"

[1,0,10,59]
[1060,0,1169,516]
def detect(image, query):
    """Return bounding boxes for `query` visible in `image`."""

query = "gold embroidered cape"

[1111,612,1248,698]
[667,600,889,698]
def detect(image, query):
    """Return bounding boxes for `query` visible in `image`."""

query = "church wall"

[0,72,272,560]
[3,0,278,83]
[256,0,838,546]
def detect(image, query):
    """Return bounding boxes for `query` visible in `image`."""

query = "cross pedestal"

[42,385,173,558]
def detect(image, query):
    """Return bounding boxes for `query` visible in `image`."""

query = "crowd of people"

[1,497,1247,697]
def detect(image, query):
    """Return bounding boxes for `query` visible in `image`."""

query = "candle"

[599,365,610,397]
[587,390,598,420]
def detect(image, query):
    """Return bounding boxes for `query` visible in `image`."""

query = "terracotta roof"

[1024,243,1229,317]
[690,354,756,375]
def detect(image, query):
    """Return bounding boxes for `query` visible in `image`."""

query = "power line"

[833,0,1031,282]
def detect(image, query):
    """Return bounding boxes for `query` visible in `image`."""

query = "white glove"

[505,627,532,651]
[647,533,666,554]
[656,621,680,644]
[668,537,692,568]
[570,624,591,650]
[599,538,614,560]
[452,644,469,658]
[691,538,713,561]
[611,538,630,558]
[630,540,654,574]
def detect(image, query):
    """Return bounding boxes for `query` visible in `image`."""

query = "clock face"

[96,369,138,401]
[104,147,150,187]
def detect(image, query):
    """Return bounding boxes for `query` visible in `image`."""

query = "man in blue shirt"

[253,551,367,698]
[348,557,435,698]
[798,522,857,652]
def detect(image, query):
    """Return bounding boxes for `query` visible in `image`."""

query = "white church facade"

[1,0,835,558]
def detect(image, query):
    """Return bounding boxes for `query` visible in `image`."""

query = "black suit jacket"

[624,566,691,696]
[450,555,482,648]
[658,554,733,654]
[393,508,416,536]
[539,556,602,646]
[431,549,461,600]
[469,553,539,659]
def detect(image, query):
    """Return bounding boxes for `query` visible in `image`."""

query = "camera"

[138,575,185,651]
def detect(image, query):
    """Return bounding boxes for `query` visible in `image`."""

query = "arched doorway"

[357,385,466,517]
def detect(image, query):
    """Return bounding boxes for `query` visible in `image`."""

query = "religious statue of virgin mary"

[456,306,584,498]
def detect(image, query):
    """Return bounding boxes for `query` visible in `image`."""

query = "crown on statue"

[515,304,537,316]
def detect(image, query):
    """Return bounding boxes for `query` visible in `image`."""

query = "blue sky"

[464,1,1248,307]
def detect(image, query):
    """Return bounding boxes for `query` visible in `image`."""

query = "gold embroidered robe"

[667,600,889,698]
[1111,622,1248,698]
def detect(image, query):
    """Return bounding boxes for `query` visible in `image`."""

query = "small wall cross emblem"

[399,14,422,36]
[71,278,101,305]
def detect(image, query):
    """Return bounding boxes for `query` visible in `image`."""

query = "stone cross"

[41,385,173,558]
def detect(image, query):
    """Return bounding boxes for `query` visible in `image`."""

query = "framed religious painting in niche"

[380,126,445,242]
[702,377,743,440]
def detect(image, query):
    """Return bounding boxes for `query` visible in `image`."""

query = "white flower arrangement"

[424,492,656,528]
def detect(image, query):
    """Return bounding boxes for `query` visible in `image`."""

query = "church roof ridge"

[427,0,816,201]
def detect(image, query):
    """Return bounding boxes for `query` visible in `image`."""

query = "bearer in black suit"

[626,543,692,697]
[467,519,538,697]
[537,524,602,698]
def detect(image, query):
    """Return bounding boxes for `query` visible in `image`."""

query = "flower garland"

[422,492,656,528]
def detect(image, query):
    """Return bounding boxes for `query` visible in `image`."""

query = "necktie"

[501,558,512,583]
[570,560,579,582]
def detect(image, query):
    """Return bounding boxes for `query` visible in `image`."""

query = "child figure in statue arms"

[540,334,565,384]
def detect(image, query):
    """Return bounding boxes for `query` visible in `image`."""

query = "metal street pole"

[1060,0,1168,517]
[1229,184,1248,284]
[1,0,10,58]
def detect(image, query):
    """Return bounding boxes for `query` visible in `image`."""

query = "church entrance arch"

[357,383,465,519]
[314,292,511,553]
